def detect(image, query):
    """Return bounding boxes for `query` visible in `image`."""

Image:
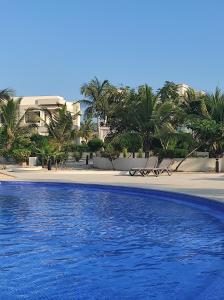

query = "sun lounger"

[129,156,158,176]
[144,158,173,177]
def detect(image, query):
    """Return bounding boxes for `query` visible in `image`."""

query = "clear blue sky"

[0,0,224,100]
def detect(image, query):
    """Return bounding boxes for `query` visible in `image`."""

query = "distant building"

[98,125,110,142]
[176,83,205,97]
[16,95,81,140]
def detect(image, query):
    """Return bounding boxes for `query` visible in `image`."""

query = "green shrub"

[101,144,120,160]
[111,133,142,156]
[73,143,89,153]
[137,148,143,158]
[101,144,120,170]
[88,138,104,153]
[11,148,31,163]
[157,148,188,159]
[122,148,128,158]
[73,151,82,162]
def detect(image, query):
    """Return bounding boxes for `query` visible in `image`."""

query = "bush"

[156,148,188,159]
[137,148,143,158]
[73,151,82,162]
[111,133,142,156]
[101,144,120,170]
[88,138,104,153]
[11,148,31,164]
[101,144,120,160]
[73,143,89,153]
[122,148,128,158]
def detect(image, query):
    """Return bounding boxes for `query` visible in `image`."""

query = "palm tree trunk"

[104,115,108,126]
[97,116,101,135]
[174,144,202,171]
[110,158,115,170]
[41,156,45,168]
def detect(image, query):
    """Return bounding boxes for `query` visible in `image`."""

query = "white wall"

[93,157,224,172]
[93,157,148,170]
[172,158,216,172]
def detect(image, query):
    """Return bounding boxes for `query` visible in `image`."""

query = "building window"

[25,111,40,124]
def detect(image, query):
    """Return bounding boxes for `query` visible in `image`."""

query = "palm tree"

[132,85,176,156]
[0,88,14,101]
[157,81,179,102]
[42,104,80,151]
[0,97,35,151]
[78,118,95,143]
[204,87,224,154]
[180,88,208,118]
[80,77,111,125]
[109,85,176,156]
[206,87,224,123]
[175,88,224,171]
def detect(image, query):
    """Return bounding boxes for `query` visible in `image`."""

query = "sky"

[0,0,224,100]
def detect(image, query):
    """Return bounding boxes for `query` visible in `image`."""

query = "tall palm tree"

[175,87,224,170]
[109,84,176,156]
[132,85,176,155]
[204,87,224,154]
[78,118,95,143]
[80,77,110,125]
[0,97,35,151]
[206,87,224,123]
[42,104,80,151]
[181,88,208,118]
[0,88,14,101]
[157,81,179,102]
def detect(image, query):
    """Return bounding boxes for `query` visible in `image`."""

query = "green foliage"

[73,151,82,162]
[80,77,111,122]
[101,144,120,161]
[32,138,65,166]
[71,144,88,162]
[187,118,224,155]
[111,133,142,154]
[43,104,80,151]
[156,148,189,159]
[122,148,128,158]
[88,138,104,153]
[78,118,95,142]
[108,84,176,154]
[72,143,89,153]
[11,148,31,163]
[0,97,36,152]
[157,81,179,102]
[137,148,143,158]
[0,88,15,101]
[2,82,224,165]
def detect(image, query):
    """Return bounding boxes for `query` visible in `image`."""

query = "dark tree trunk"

[145,152,149,158]
[174,144,202,171]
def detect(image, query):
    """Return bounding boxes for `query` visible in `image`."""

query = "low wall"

[172,158,216,172]
[93,157,224,172]
[93,157,147,171]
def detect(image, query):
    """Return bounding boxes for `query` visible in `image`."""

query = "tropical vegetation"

[1,79,224,170]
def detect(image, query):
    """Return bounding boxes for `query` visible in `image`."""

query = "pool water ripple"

[0,182,224,299]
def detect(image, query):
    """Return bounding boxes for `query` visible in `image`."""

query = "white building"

[17,95,81,137]
[177,83,205,97]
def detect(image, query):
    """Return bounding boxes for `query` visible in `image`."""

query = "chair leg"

[153,170,159,177]
[167,169,172,176]
[129,170,136,176]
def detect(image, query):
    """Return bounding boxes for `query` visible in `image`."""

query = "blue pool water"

[0,182,224,300]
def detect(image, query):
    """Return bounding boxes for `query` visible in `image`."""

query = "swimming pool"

[0,181,223,299]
